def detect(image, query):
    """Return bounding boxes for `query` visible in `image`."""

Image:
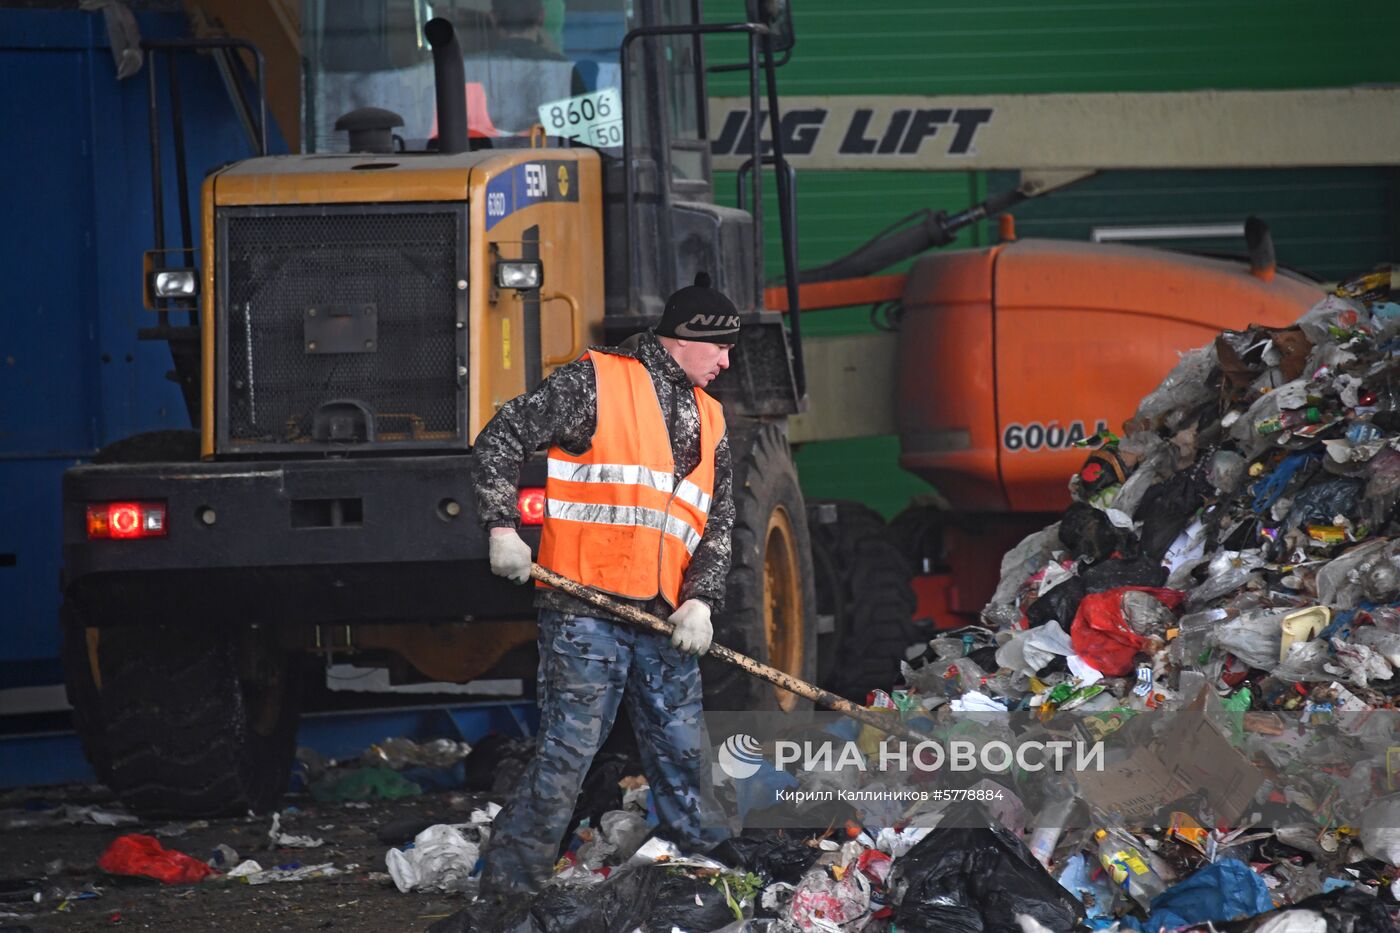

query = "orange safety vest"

[537,349,726,608]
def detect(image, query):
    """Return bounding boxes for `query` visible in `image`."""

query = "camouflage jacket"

[471,331,734,619]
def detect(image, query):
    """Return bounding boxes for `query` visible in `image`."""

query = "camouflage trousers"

[479,610,731,895]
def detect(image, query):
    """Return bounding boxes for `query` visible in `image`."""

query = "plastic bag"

[1139,859,1271,933]
[97,833,214,885]
[1295,293,1365,344]
[710,831,821,885]
[386,824,479,894]
[1282,477,1364,532]
[1271,639,1333,682]
[1080,555,1168,592]
[1120,590,1175,637]
[1323,638,1393,687]
[598,810,650,863]
[568,751,645,839]
[996,627,1057,677]
[784,867,871,932]
[479,863,744,933]
[1070,587,1183,677]
[1364,446,1400,513]
[1110,433,1175,518]
[1058,502,1126,564]
[1206,449,1248,494]
[985,524,1064,621]
[1358,795,1400,865]
[1026,576,1086,629]
[1251,912,1329,933]
[1315,538,1393,609]
[1136,473,1208,560]
[1131,345,1218,433]
[312,766,423,802]
[1184,550,1266,611]
[462,734,536,794]
[886,803,1084,933]
[1208,608,1291,671]
[1244,886,1396,933]
[1354,626,1400,665]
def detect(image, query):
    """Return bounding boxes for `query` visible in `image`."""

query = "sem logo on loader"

[485,161,579,231]
[1002,420,1109,453]
[710,106,994,158]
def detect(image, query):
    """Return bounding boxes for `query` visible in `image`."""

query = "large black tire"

[97,625,301,817]
[702,423,818,712]
[62,431,203,789]
[808,500,921,701]
[60,602,112,784]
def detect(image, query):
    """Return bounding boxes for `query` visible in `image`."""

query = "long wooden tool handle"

[530,564,922,741]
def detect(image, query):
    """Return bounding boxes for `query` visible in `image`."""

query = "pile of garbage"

[960,266,1400,929]
[426,269,1400,932]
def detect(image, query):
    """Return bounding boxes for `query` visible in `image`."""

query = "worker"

[471,272,741,896]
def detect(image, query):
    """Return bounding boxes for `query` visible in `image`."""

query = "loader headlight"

[495,260,542,290]
[151,269,199,298]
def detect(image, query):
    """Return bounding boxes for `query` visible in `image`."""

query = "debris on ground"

[423,268,1400,932]
[311,766,424,803]
[11,271,1400,930]
[267,811,325,849]
[1,803,138,831]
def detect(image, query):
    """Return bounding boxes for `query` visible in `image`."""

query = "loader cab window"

[623,0,709,194]
[304,0,631,152]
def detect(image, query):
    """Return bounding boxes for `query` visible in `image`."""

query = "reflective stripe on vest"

[536,349,725,606]
[546,460,714,514]
[545,499,702,555]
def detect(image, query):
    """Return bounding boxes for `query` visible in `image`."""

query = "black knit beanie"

[653,272,741,343]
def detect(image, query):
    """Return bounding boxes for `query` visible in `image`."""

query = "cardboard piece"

[1074,689,1264,824]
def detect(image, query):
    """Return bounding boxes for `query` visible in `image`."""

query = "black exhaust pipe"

[424,17,468,154]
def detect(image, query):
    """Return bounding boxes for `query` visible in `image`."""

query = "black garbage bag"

[430,865,739,933]
[888,804,1083,933]
[1282,477,1364,532]
[1059,502,1125,563]
[567,750,646,839]
[426,894,539,933]
[1301,886,1400,933]
[635,867,741,932]
[1081,555,1168,591]
[710,830,821,885]
[462,734,536,793]
[1138,472,1207,559]
[967,642,1001,674]
[1026,576,1086,629]
[1218,885,1396,932]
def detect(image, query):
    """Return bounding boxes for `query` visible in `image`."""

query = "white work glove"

[669,599,713,655]
[488,527,532,584]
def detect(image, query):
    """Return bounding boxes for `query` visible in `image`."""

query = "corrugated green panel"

[986,168,1399,283]
[711,0,1400,95]
[701,0,1400,513]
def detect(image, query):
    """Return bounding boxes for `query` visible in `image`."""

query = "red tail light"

[87,501,167,540]
[517,487,546,526]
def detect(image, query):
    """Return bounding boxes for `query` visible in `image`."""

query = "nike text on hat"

[654,272,741,343]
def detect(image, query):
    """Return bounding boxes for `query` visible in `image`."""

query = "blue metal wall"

[0,9,283,691]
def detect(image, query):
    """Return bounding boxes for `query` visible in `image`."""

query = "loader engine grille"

[217,204,466,453]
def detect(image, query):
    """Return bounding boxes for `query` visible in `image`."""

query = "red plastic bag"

[98,833,214,884]
[1070,587,1183,676]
